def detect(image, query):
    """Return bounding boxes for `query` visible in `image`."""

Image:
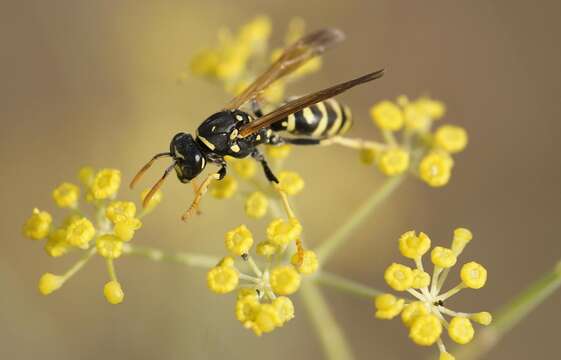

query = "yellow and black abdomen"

[271,99,352,138]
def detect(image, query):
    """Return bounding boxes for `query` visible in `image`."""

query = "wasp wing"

[224,28,345,111]
[238,70,385,137]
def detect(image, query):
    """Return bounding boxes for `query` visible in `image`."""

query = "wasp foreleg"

[181,164,227,221]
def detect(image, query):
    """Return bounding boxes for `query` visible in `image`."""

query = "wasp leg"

[269,134,331,146]
[251,149,279,183]
[251,99,264,118]
[181,165,227,222]
[190,181,202,215]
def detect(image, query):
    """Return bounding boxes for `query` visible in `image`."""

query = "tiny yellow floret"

[229,157,257,179]
[236,292,260,323]
[377,148,410,176]
[23,208,52,240]
[415,97,446,120]
[278,171,305,196]
[52,182,80,208]
[374,294,405,320]
[106,201,136,223]
[104,281,124,304]
[209,175,238,199]
[270,265,301,295]
[45,228,71,257]
[409,314,443,346]
[256,241,277,257]
[291,250,319,275]
[434,125,468,154]
[38,273,64,295]
[452,227,473,255]
[399,231,431,259]
[91,169,121,200]
[66,217,96,249]
[113,218,142,241]
[207,266,239,294]
[384,263,414,291]
[401,301,430,327]
[460,262,487,289]
[273,296,295,325]
[471,312,492,326]
[245,191,269,219]
[96,234,124,259]
[266,144,292,159]
[419,151,454,187]
[78,166,95,186]
[448,317,475,344]
[224,225,254,256]
[252,303,281,335]
[370,100,404,131]
[412,269,431,289]
[266,218,302,247]
[431,247,457,268]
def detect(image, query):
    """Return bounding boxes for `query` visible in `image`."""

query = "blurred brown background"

[1,1,560,359]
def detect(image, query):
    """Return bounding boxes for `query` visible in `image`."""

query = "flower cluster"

[22,166,162,304]
[374,228,491,359]
[361,96,467,187]
[188,16,321,105]
[207,222,318,336]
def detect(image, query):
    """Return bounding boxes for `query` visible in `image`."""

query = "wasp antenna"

[142,162,175,208]
[130,152,172,189]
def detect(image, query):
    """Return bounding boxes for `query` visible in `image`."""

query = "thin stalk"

[300,281,355,360]
[316,271,382,298]
[122,244,218,268]
[315,175,405,263]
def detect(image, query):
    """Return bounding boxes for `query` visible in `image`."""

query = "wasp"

[130,28,384,220]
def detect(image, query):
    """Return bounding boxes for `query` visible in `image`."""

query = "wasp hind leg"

[181,164,227,222]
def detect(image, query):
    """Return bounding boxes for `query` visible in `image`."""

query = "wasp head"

[170,132,206,183]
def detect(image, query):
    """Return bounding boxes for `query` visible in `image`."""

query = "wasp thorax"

[170,132,206,183]
[196,110,254,158]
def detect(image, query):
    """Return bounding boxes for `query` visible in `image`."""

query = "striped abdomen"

[271,98,352,138]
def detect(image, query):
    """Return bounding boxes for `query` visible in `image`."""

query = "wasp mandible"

[130,28,384,220]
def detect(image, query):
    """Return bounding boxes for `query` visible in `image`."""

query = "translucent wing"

[239,70,385,137]
[224,28,345,110]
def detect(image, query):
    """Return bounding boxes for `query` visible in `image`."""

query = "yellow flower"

[401,301,429,327]
[38,273,64,295]
[45,228,71,257]
[374,294,405,320]
[452,228,472,255]
[440,352,455,360]
[106,201,136,223]
[273,296,295,325]
[434,125,468,154]
[409,314,442,346]
[404,102,431,131]
[209,175,238,199]
[225,225,254,256]
[270,265,301,295]
[266,218,302,247]
[291,250,319,275]
[52,182,80,208]
[399,231,431,259]
[278,171,305,195]
[140,188,163,210]
[113,218,142,241]
[190,49,220,77]
[207,266,239,294]
[91,169,121,200]
[460,262,487,289]
[448,317,474,344]
[236,291,260,323]
[66,217,96,249]
[415,97,446,120]
[377,148,410,176]
[96,234,123,259]
[238,15,272,45]
[256,241,277,257]
[359,148,377,165]
[431,247,457,268]
[411,269,431,289]
[471,312,492,326]
[384,263,414,291]
[104,281,124,304]
[265,144,292,159]
[229,157,257,179]
[245,191,269,219]
[78,166,95,187]
[419,151,454,187]
[22,208,52,240]
[370,100,404,131]
[252,304,281,335]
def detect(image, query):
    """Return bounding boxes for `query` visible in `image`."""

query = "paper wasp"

[130,28,384,220]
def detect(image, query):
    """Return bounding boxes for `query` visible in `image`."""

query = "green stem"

[122,244,218,268]
[316,272,382,298]
[315,175,405,263]
[453,260,561,360]
[300,281,355,360]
